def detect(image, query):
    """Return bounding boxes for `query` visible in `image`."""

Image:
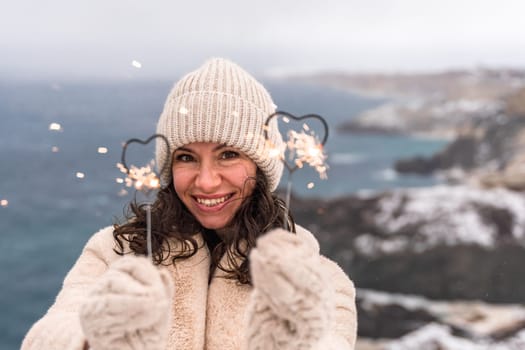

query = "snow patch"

[359,185,525,255]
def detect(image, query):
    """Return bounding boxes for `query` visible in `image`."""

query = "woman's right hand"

[79,255,173,350]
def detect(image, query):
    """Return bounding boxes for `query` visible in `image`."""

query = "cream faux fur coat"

[22,225,357,349]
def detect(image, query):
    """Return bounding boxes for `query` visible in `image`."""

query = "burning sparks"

[286,130,328,179]
[131,60,142,68]
[265,127,329,179]
[51,146,59,153]
[76,172,85,179]
[268,145,283,159]
[117,161,160,192]
[263,111,329,231]
[49,122,62,131]
[264,112,329,180]
[97,147,108,154]
[1,199,8,207]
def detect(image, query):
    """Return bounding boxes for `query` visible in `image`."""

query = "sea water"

[0,79,447,348]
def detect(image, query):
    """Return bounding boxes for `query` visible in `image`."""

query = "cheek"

[171,168,191,194]
[237,162,257,194]
[241,164,256,179]
[243,178,257,197]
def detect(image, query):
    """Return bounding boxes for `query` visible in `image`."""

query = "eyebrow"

[175,144,228,153]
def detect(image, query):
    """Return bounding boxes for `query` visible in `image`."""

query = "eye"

[174,153,194,162]
[220,150,240,160]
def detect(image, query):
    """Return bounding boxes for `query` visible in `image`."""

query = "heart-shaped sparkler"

[118,133,170,260]
[119,134,170,193]
[264,111,329,176]
[264,110,329,230]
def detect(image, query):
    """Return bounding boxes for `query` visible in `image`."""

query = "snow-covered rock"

[357,289,525,350]
[292,185,525,302]
[360,185,525,255]
[385,324,525,350]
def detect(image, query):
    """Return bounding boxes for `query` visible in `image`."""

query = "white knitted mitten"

[246,228,335,350]
[79,255,173,350]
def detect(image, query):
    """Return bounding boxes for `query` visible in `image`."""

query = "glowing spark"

[131,60,142,68]
[97,147,108,154]
[116,178,124,184]
[268,146,282,159]
[117,160,160,191]
[149,178,160,188]
[49,123,62,131]
[282,117,290,123]
[303,123,310,131]
[286,130,328,179]
[266,138,287,162]
[76,172,85,179]
[51,146,59,153]
[0,199,8,207]
[307,182,315,189]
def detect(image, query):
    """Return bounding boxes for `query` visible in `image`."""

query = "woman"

[22,58,357,349]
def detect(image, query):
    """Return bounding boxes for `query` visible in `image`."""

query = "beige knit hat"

[156,58,284,191]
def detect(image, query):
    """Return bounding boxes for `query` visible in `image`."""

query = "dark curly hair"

[113,168,294,284]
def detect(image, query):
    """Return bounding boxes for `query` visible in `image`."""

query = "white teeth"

[196,196,230,207]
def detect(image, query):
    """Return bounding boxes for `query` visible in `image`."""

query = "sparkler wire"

[120,134,170,261]
[264,111,328,144]
[264,111,329,230]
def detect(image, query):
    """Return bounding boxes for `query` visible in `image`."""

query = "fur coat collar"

[162,226,319,349]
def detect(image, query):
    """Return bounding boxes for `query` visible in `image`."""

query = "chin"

[199,218,231,231]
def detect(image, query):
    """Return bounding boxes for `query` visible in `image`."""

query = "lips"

[194,194,233,208]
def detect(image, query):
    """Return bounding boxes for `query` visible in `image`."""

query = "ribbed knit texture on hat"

[156,58,284,191]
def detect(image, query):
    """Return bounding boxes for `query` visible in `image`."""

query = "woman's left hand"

[245,228,335,349]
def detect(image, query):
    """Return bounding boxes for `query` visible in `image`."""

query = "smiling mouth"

[195,194,233,207]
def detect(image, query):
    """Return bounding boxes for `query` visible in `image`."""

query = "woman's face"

[172,142,257,231]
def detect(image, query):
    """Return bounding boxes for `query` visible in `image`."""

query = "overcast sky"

[2,0,525,80]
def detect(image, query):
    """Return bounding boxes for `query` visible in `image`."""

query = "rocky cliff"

[292,186,525,304]
[291,188,525,348]
[291,68,525,191]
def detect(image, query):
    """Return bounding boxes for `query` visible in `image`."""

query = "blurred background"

[2,1,525,349]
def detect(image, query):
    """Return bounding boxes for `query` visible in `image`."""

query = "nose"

[195,161,221,192]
